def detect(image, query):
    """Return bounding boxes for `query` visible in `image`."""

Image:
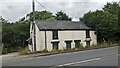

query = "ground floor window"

[65,40,72,49]
[74,40,81,48]
[51,42,59,50]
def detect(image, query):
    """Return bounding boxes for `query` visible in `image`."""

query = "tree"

[2,16,30,53]
[102,2,119,15]
[12,21,30,47]
[26,10,71,21]
[81,2,120,42]
[102,2,120,41]
[27,10,55,21]
[55,11,71,21]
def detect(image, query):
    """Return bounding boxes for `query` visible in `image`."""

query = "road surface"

[2,46,119,67]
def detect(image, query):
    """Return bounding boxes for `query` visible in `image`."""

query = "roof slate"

[35,20,91,30]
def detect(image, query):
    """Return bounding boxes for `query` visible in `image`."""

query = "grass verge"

[20,42,119,55]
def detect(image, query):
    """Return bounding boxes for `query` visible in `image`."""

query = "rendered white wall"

[58,31,86,50]
[90,31,97,45]
[35,30,97,51]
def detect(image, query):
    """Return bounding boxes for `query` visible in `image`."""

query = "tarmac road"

[2,46,119,67]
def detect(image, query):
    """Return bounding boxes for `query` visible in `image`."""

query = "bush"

[32,49,49,54]
[19,47,29,55]
[49,49,59,54]
[58,50,64,53]
[2,48,18,54]
[2,48,7,54]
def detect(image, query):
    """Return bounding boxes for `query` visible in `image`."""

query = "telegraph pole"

[32,0,36,51]
[32,0,35,22]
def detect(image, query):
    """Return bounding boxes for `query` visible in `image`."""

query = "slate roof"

[35,20,91,30]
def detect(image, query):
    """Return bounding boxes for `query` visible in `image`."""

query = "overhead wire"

[35,0,57,13]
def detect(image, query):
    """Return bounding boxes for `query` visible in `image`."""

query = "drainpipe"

[45,31,47,50]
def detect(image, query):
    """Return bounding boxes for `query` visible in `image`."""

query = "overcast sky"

[1,0,119,22]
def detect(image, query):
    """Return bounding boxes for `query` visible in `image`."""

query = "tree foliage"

[81,2,120,42]
[27,10,55,21]
[55,11,71,21]
[2,19,30,53]
[102,2,119,15]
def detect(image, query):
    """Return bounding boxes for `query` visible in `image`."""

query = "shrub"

[2,48,18,54]
[2,48,7,54]
[43,49,49,53]
[19,47,29,55]
[58,50,64,53]
[49,49,59,54]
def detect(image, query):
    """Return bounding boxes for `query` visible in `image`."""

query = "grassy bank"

[19,41,119,55]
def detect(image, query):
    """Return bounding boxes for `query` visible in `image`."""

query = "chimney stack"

[71,18,80,22]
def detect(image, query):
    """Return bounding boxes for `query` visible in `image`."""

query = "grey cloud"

[2,1,31,22]
[39,2,104,18]
[1,0,119,22]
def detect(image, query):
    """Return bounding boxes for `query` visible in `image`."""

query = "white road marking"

[56,58,101,67]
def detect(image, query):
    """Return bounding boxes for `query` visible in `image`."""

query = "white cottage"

[27,20,97,52]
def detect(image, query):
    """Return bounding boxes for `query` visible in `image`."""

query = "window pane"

[86,30,90,38]
[53,42,58,49]
[66,42,71,49]
[75,41,80,48]
[52,31,58,39]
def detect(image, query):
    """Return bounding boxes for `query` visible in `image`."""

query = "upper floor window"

[52,30,58,39]
[86,30,90,38]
